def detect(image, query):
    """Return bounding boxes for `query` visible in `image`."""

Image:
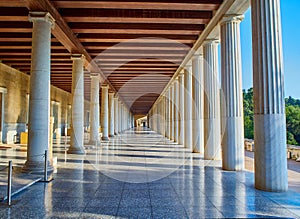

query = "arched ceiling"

[0,0,223,115]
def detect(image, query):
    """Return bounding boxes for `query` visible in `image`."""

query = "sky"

[240,0,300,99]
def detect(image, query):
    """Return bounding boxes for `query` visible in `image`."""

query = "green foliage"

[243,88,254,139]
[285,104,300,145]
[243,89,300,146]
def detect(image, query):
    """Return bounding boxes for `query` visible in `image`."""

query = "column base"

[109,134,114,137]
[88,140,100,146]
[67,147,85,154]
[114,132,118,135]
[22,160,54,174]
[102,136,109,141]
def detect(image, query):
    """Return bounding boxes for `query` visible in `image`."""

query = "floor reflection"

[0,127,299,218]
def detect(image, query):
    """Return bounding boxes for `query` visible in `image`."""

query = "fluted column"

[220,15,244,170]
[192,54,204,153]
[67,54,86,154]
[88,73,100,145]
[184,65,192,150]
[114,96,119,135]
[203,40,221,160]
[174,79,179,143]
[178,72,185,145]
[166,89,170,138]
[101,85,109,141]
[120,103,124,132]
[169,84,174,140]
[161,98,165,135]
[108,92,114,137]
[252,0,288,191]
[23,12,55,172]
[156,103,159,133]
[118,100,122,133]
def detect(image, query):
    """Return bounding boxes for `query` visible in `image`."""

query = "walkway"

[0,128,299,218]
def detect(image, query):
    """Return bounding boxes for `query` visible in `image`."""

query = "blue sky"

[240,0,300,99]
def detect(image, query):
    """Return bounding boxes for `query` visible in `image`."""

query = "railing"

[244,139,300,161]
[4,150,53,206]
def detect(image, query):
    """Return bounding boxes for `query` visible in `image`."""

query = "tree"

[242,88,300,146]
[243,88,254,139]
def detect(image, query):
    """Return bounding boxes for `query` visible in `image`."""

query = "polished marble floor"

[0,128,300,218]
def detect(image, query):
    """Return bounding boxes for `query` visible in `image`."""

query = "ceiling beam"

[53,1,221,11]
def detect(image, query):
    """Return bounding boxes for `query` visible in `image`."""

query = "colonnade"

[22,11,134,173]
[149,0,288,192]
[22,0,287,192]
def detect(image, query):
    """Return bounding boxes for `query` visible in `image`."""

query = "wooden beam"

[23,0,115,90]
[53,1,222,11]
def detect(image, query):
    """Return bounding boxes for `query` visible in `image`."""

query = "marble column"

[23,12,55,172]
[68,54,86,154]
[162,96,166,135]
[108,92,115,137]
[174,79,179,143]
[252,0,288,191]
[169,84,174,140]
[118,100,122,133]
[120,103,124,132]
[88,73,100,145]
[114,96,119,135]
[184,65,192,150]
[165,90,170,138]
[203,40,221,160]
[192,54,204,154]
[178,72,185,145]
[155,102,160,134]
[101,85,109,141]
[220,15,245,170]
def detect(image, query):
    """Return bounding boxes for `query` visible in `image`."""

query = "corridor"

[0,127,299,218]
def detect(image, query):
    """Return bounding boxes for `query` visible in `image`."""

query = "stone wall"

[0,64,29,143]
[244,138,300,161]
[0,63,90,143]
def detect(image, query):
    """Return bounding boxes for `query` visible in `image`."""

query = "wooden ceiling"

[0,0,223,115]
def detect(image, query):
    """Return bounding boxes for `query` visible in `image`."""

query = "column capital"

[178,71,184,77]
[114,94,119,99]
[109,91,115,96]
[203,39,219,45]
[220,14,244,25]
[184,64,192,72]
[101,84,109,89]
[193,54,203,58]
[193,53,203,62]
[71,54,85,61]
[90,72,100,78]
[28,12,55,28]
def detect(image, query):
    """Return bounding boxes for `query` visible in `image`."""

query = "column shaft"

[89,74,100,145]
[252,0,288,191]
[114,97,118,135]
[174,79,179,142]
[108,92,114,137]
[178,73,185,145]
[203,40,221,160]
[68,54,85,154]
[118,101,122,133]
[184,66,192,150]
[165,90,170,138]
[170,85,174,140]
[221,15,245,170]
[192,54,204,153]
[101,85,109,140]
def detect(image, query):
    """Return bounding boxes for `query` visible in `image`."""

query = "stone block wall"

[0,63,90,143]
